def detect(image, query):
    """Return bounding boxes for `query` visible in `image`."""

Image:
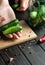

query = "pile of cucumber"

[0,19,22,35]
[29,4,45,27]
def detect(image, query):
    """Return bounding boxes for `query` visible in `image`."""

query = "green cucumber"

[30,11,37,19]
[3,25,22,35]
[0,19,19,31]
[12,3,19,9]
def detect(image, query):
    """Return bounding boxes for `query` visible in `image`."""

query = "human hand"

[0,0,22,39]
[15,0,29,11]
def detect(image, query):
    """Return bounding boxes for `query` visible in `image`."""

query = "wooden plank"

[0,46,31,65]
[0,56,6,65]
[19,41,45,65]
[35,23,45,40]
[35,23,45,50]
[0,20,37,50]
[40,42,45,50]
[31,45,45,63]
[0,50,10,64]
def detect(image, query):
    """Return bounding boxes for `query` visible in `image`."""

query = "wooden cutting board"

[0,20,37,49]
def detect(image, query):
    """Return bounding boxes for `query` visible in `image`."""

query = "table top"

[0,1,45,65]
[0,16,45,65]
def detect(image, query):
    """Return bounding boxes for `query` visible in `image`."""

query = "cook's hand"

[0,6,22,39]
[15,0,29,11]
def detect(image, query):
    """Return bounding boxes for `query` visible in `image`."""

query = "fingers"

[16,7,28,11]
[16,0,29,11]
[5,34,13,39]
[16,32,22,37]
[13,33,19,39]
[5,31,22,39]
[13,31,22,39]
[14,0,19,3]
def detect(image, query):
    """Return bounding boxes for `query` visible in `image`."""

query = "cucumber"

[12,3,19,9]
[0,19,19,31]
[3,25,22,35]
[30,11,37,19]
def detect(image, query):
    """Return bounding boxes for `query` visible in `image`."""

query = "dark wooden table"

[0,1,45,64]
[0,15,45,65]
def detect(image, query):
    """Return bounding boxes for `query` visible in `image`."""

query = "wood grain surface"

[0,20,37,49]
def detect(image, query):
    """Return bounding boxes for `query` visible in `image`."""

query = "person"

[14,0,29,11]
[0,0,32,39]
